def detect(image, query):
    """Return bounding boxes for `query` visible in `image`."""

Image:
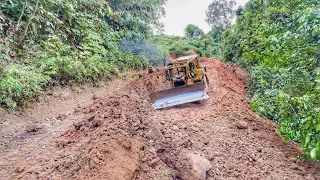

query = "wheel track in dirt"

[1,58,319,180]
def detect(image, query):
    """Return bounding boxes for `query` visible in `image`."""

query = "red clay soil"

[1,58,320,180]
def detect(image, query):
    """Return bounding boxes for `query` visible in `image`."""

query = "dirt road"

[0,58,319,180]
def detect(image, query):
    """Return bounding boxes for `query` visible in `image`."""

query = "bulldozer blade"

[149,82,209,110]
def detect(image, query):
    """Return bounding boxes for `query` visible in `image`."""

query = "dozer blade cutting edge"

[149,82,209,110]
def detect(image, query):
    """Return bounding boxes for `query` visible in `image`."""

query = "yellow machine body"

[149,54,209,109]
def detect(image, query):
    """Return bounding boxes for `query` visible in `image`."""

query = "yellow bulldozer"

[149,54,209,109]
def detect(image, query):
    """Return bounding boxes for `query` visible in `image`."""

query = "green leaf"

[312,27,320,37]
[310,148,317,159]
[316,124,320,132]
[306,136,310,144]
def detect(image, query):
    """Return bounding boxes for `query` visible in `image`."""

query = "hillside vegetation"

[152,28,224,58]
[225,0,320,160]
[0,0,166,109]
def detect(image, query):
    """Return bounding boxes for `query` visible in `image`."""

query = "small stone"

[92,94,100,100]
[178,139,193,148]
[85,114,95,121]
[57,113,68,120]
[249,154,256,162]
[26,125,42,133]
[289,158,297,163]
[181,125,187,130]
[91,120,102,128]
[191,126,199,132]
[121,139,132,150]
[149,158,160,168]
[290,164,303,171]
[60,92,70,100]
[83,108,91,114]
[172,125,179,131]
[73,122,85,130]
[52,92,61,98]
[252,123,259,131]
[15,166,25,173]
[235,121,248,129]
[250,174,260,180]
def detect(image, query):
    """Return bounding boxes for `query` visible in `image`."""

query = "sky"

[161,0,248,36]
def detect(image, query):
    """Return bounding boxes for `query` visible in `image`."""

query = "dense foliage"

[185,24,205,40]
[222,0,320,160]
[153,28,223,58]
[0,0,166,109]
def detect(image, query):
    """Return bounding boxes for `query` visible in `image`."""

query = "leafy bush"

[0,64,50,109]
[0,0,164,109]
[169,40,199,56]
[153,35,222,58]
[219,27,241,62]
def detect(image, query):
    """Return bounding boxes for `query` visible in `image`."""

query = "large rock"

[146,127,165,143]
[176,151,212,180]
[235,120,248,129]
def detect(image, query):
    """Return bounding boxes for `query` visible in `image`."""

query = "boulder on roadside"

[176,151,212,180]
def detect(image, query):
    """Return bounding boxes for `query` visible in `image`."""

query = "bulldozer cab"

[149,54,209,109]
[165,55,205,88]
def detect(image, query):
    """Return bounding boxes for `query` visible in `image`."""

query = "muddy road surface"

[1,58,319,180]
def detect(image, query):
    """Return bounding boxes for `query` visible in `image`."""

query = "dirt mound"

[3,58,320,180]
[17,130,142,180]
[8,72,169,180]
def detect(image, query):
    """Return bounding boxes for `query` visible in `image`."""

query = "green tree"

[235,5,244,17]
[205,0,237,29]
[184,24,205,40]
[207,27,224,40]
[107,0,167,35]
